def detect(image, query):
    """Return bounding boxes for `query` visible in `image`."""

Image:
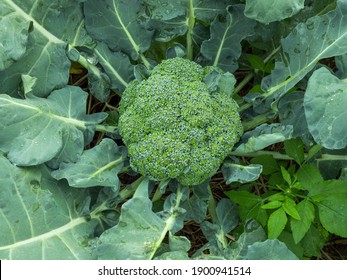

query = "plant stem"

[140,54,152,69]
[149,184,184,259]
[117,176,145,203]
[186,0,195,60]
[152,179,170,202]
[230,150,294,160]
[241,113,269,131]
[95,124,117,134]
[234,72,254,96]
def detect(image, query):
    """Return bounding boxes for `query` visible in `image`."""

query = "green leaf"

[225,190,262,207]
[201,5,256,72]
[0,11,30,71]
[261,201,282,210]
[246,54,265,71]
[296,164,324,191]
[222,163,263,184]
[300,225,326,257]
[284,138,305,165]
[0,0,93,97]
[245,239,298,260]
[316,195,347,237]
[0,86,107,166]
[256,0,347,111]
[250,155,279,175]
[84,0,153,63]
[0,156,97,259]
[266,193,285,202]
[282,197,300,220]
[278,231,303,259]
[304,67,347,149]
[234,124,293,153]
[290,199,315,243]
[280,166,292,186]
[51,139,127,188]
[307,179,347,200]
[244,0,304,24]
[267,208,287,239]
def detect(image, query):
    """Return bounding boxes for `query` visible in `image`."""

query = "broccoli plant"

[0,0,346,261]
[118,57,243,186]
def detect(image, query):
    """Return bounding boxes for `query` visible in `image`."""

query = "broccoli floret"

[118,57,243,186]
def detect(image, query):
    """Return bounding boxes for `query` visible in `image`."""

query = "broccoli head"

[118,57,243,186]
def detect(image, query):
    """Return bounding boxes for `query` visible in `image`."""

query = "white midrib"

[5,0,64,44]
[0,96,87,129]
[213,19,232,67]
[0,217,86,251]
[112,0,139,54]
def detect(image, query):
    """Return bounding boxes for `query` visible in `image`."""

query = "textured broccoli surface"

[118,57,243,186]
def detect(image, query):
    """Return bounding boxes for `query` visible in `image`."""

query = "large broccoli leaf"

[51,139,127,189]
[0,156,97,259]
[250,0,347,112]
[0,86,107,167]
[84,0,154,64]
[0,0,93,97]
[304,67,347,149]
[244,0,304,24]
[201,5,256,72]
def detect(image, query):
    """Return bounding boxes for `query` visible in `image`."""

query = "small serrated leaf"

[225,190,262,206]
[282,197,300,220]
[291,199,315,243]
[267,208,287,239]
[261,200,282,209]
[284,138,305,165]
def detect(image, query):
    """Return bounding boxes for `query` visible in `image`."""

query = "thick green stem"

[149,184,184,259]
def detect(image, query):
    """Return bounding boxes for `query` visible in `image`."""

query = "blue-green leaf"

[94,42,135,92]
[0,0,93,97]
[234,124,293,153]
[0,11,30,71]
[96,196,166,260]
[51,139,127,189]
[255,0,347,111]
[222,162,262,184]
[216,198,239,234]
[84,0,153,62]
[304,67,347,149]
[245,239,298,260]
[0,156,97,259]
[244,0,304,24]
[0,86,107,166]
[201,5,256,72]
